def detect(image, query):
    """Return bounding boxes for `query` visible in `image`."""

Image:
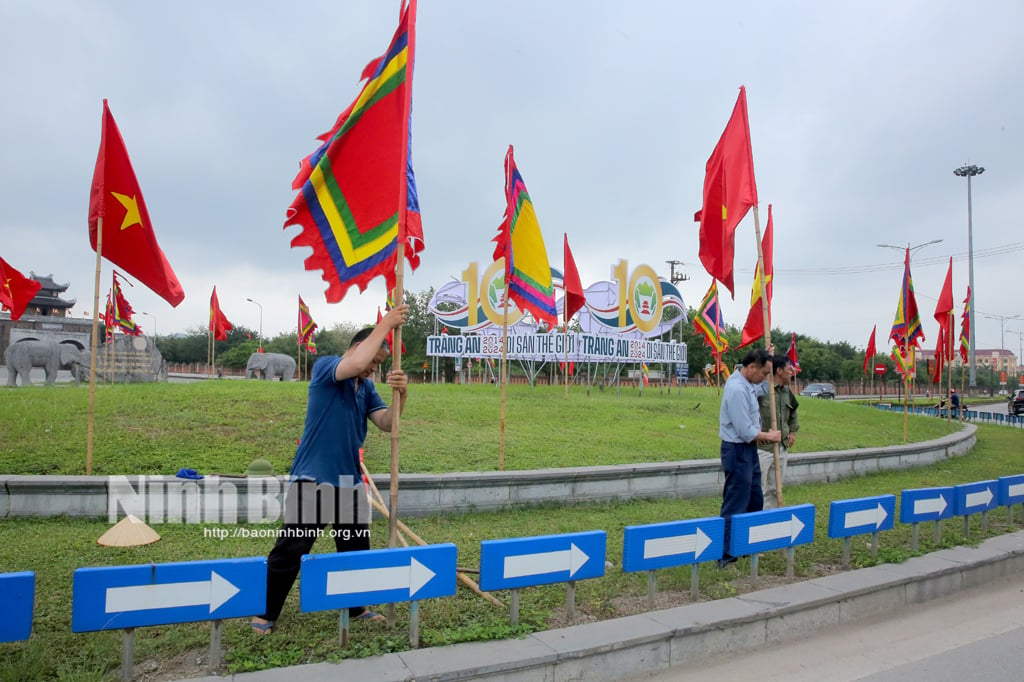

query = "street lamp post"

[954,164,984,386]
[246,298,263,351]
[141,312,155,338]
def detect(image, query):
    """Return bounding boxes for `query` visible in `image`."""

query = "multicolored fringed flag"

[890,347,908,377]
[959,286,971,363]
[298,295,318,346]
[492,145,558,328]
[693,281,729,356]
[110,272,141,336]
[285,0,423,303]
[889,247,925,349]
[641,362,650,386]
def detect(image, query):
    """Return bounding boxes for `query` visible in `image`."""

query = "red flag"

[863,325,877,374]
[738,204,773,347]
[88,100,185,307]
[562,234,585,323]
[933,258,954,328]
[209,287,232,341]
[787,332,800,372]
[931,325,946,384]
[0,256,42,321]
[694,86,758,297]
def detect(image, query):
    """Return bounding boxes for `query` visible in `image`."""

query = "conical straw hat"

[97,514,162,547]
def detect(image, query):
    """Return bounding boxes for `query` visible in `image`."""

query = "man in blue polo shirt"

[252,304,408,634]
[718,347,781,568]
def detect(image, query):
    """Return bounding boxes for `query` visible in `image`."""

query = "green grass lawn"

[0,381,955,476]
[0,382,1020,680]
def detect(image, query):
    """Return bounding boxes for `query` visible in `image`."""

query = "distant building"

[915,347,1018,376]
[0,273,99,359]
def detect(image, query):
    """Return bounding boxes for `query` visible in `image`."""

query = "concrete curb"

[1,424,976,521]
[185,530,1024,681]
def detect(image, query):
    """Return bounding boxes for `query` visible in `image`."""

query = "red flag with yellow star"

[88,100,184,307]
[0,256,42,321]
[694,86,758,297]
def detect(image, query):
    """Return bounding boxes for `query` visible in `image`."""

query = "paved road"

[627,572,1024,682]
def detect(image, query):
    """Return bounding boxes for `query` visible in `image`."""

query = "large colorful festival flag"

[863,325,877,375]
[738,204,773,347]
[694,86,758,297]
[890,346,908,377]
[693,281,729,356]
[641,362,650,386]
[492,145,558,328]
[889,247,924,349]
[562,234,585,323]
[0,256,42,321]
[298,295,318,345]
[110,273,141,336]
[88,100,185,307]
[959,286,971,363]
[285,1,423,304]
[209,287,232,341]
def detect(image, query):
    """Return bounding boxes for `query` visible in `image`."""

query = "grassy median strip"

[0,382,953,475]
[0,384,1019,679]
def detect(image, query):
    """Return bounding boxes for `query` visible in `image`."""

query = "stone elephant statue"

[245,352,296,381]
[4,339,84,386]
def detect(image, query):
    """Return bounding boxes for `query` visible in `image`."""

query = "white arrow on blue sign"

[827,495,896,539]
[72,558,266,632]
[899,487,955,524]
[0,572,34,643]
[479,531,606,591]
[622,517,724,572]
[729,504,816,556]
[954,480,998,516]
[300,544,457,612]
[998,475,1024,506]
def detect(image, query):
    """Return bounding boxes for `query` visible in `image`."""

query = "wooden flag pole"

[564,325,569,399]
[389,244,406,552]
[948,310,955,425]
[750,205,783,505]
[86,218,104,475]
[499,288,509,470]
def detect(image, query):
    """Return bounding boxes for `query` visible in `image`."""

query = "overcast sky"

[3,1,1023,357]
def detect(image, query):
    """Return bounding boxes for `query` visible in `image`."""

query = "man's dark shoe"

[716,555,738,569]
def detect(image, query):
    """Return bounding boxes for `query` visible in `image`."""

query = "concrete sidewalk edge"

[187,530,1024,681]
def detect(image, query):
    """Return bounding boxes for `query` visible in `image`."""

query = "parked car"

[800,382,836,399]
[1009,389,1024,416]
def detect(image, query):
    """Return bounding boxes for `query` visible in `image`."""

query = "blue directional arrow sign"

[72,557,266,632]
[479,531,606,591]
[622,517,723,572]
[954,480,998,516]
[828,495,896,539]
[300,544,456,612]
[998,475,1024,507]
[0,572,34,643]
[899,487,955,524]
[729,504,816,556]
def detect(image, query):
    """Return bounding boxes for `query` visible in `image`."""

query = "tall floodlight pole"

[954,164,984,386]
[246,297,263,350]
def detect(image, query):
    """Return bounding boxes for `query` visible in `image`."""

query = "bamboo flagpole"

[947,310,955,424]
[750,205,783,505]
[386,0,418,555]
[499,287,509,470]
[86,217,104,475]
